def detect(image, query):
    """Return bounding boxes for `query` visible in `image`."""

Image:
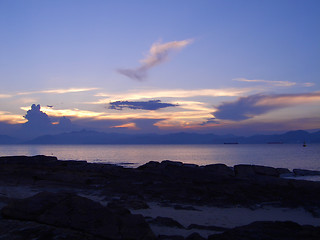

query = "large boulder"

[1,191,155,240]
[253,165,279,177]
[137,161,161,170]
[202,164,234,177]
[234,165,279,177]
[234,164,256,177]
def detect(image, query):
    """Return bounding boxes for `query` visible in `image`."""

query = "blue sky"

[0,0,319,137]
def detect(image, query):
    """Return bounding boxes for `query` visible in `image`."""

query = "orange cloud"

[93,87,253,103]
[0,111,26,124]
[17,88,99,95]
[111,122,138,129]
[234,78,296,87]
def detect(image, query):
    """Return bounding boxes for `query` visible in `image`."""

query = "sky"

[0,0,319,138]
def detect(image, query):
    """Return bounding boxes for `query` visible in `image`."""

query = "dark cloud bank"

[109,100,178,111]
[214,94,275,121]
[214,93,320,121]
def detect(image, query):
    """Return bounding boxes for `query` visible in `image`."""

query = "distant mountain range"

[0,135,20,144]
[1,129,319,144]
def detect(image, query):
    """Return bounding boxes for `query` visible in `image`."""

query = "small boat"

[303,141,307,147]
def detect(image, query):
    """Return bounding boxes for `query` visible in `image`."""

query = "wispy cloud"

[93,87,254,103]
[111,122,138,129]
[0,111,25,124]
[302,82,315,87]
[200,118,220,126]
[0,94,12,98]
[233,78,296,87]
[118,39,193,81]
[214,92,320,121]
[17,88,99,95]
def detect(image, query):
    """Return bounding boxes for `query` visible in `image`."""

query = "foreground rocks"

[208,221,320,240]
[0,219,102,240]
[0,155,320,239]
[1,155,320,208]
[1,191,155,240]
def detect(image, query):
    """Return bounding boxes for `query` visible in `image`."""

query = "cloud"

[109,100,178,110]
[118,39,193,81]
[0,94,12,98]
[132,118,161,132]
[111,122,138,129]
[24,104,52,127]
[200,118,220,126]
[0,111,25,124]
[21,106,105,119]
[303,82,315,87]
[233,78,296,87]
[17,88,98,95]
[214,92,320,121]
[93,87,253,103]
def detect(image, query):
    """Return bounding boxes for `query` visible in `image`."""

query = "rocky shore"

[0,155,320,240]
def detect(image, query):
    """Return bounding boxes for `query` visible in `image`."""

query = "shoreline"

[0,155,320,239]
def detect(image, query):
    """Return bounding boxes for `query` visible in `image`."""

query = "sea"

[0,144,319,171]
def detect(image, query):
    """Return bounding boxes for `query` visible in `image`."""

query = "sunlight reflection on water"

[0,144,319,170]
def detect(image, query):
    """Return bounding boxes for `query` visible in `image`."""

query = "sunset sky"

[0,0,319,137]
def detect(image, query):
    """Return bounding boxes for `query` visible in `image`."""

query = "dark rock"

[208,221,320,240]
[277,168,292,175]
[293,169,320,176]
[278,168,294,178]
[234,164,256,177]
[0,155,58,165]
[120,213,153,240]
[157,235,184,240]
[2,191,155,240]
[2,155,320,214]
[106,201,132,215]
[202,164,234,177]
[304,206,320,218]
[149,216,185,229]
[234,164,279,177]
[0,218,101,240]
[186,232,206,240]
[187,224,229,231]
[183,163,199,168]
[138,161,161,170]
[253,165,279,177]
[161,160,184,168]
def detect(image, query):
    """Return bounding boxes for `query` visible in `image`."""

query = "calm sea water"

[0,144,319,171]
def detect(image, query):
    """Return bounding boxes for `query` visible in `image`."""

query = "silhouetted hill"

[0,135,20,144]
[244,130,317,144]
[22,129,320,144]
[25,130,224,144]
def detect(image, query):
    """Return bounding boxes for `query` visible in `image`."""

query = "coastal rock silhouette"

[2,192,155,240]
